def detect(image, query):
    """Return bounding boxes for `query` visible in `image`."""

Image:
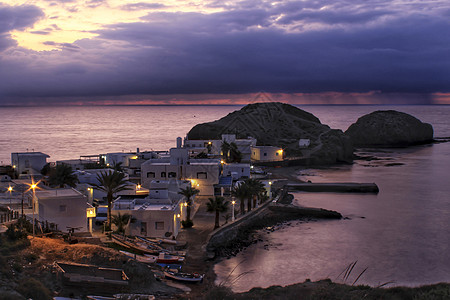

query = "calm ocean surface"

[1,105,449,290]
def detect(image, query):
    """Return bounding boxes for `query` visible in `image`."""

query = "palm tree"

[231,182,249,215]
[178,185,200,223]
[246,178,266,208]
[228,142,242,163]
[48,164,79,188]
[221,141,231,161]
[93,170,130,227]
[111,213,134,234]
[221,141,242,163]
[206,196,229,230]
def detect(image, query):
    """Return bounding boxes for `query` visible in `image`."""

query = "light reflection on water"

[215,143,450,292]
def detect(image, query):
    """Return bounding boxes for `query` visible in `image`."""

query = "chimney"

[176,137,182,149]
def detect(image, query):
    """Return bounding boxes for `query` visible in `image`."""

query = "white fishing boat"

[163,269,204,283]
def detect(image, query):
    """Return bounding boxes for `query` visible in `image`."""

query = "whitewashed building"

[34,188,88,232]
[184,134,257,162]
[251,146,284,162]
[141,138,220,195]
[11,152,50,176]
[112,180,190,238]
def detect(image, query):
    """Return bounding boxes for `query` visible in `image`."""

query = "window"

[147,172,155,178]
[168,172,177,178]
[155,222,164,230]
[276,152,279,156]
[25,159,30,168]
[59,205,67,212]
[197,172,207,179]
[263,153,267,156]
[161,172,166,178]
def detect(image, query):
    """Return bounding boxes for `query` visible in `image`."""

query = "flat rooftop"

[35,188,83,199]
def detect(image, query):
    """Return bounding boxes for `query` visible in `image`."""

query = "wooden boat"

[136,236,186,256]
[145,252,184,264]
[163,269,204,283]
[111,234,160,255]
[135,236,164,251]
[142,236,187,247]
[119,250,157,264]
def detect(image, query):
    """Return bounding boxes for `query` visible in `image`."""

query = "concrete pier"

[286,182,379,193]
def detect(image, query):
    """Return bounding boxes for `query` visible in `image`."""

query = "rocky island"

[345,110,434,147]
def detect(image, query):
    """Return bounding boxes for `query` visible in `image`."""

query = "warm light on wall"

[8,186,13,192]
[86,207,96,218]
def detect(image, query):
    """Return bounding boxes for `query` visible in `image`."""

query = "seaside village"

[0,134,296,297]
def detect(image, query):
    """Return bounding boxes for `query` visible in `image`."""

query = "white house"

[251,146,284,162]
[222,163,251,180]
[184,134,257,162]
[141,138,220,195]
[112,180,190,238]
[34,188,88,232]
[11,152,50,176]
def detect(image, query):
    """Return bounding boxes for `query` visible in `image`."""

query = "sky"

[0,0,449,105]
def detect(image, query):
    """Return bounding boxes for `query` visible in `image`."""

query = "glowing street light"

[231,198,236,222]
[7,185,13,206]
[31,182,37,237]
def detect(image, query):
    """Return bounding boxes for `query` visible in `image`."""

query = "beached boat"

[163,269,204,283]
[146,252,184,264]
[142,236,187,247]
[111,234,160,255]
[136,236,186,256]
[119,250,157,264]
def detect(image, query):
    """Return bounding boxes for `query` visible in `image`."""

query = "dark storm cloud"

[0,4,44,33]
[0,4,44,51]
[0,1,449,103]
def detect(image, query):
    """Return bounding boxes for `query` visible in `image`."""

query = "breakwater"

[286,182,379,193]
[205,200,341,259]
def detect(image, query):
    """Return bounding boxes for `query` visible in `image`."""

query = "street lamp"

[269,181,273,200]
[31,182,37,237]
[7,186,13,206]
[231,198,236,222]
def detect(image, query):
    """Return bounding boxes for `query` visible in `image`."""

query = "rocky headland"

[345,110,434,147]
[187,102,354,165]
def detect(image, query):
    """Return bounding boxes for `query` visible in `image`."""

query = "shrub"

[15,277,52,300]
[181,219,194,228]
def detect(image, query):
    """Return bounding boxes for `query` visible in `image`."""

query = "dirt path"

[176,196,218,298]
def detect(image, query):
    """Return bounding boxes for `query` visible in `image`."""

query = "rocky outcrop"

[345,110,434,147]
[187,102,353,164]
